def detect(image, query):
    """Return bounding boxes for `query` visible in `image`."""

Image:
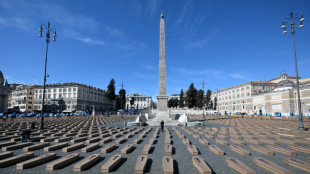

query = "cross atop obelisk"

[156,10,168,120]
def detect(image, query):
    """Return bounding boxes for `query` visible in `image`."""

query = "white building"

[126,93,152,110]
[33,83,115,113]
[9,85,35,113]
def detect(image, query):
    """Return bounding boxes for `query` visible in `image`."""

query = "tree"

[107,79,116,101]
[213,97,217,110]
[186,83,197,108]
[179,89,184,108]
[130,98,135,109]
[168,98,179,108]
[168,99,173,108]
[209,100,214,110]
[119,89,126,110]
[195,89,204,109]
[205,89,212,109]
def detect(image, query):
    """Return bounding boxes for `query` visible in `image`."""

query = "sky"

[1,0,310,101]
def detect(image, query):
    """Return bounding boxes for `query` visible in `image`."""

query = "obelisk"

[156,11,169,120]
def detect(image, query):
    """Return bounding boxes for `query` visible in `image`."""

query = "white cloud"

[229,72,248,80]
[76,37,106,45]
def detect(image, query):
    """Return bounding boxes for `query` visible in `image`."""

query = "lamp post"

[38,21,57,129]
[120,82,124,117]
[201,81,206,119]
[281,11,305,130]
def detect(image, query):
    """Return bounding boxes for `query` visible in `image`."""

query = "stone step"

[162,156,174,174]
[149,138,156,145]
[165,138,171,145]
[0,141,16,148]
[86,137,100,144]
[101,144,116,153]
[253,157,292,174]
[283,157,310,172]
[142,144,152,154]
[46,153,80,170]
[101,154,122,172]
[165,144,172,155]
[230,145,250,156]
[209,145,224,155]
[23,142,50,151]
[100,137,112,144]
[16,153,56,169]
[2,142,33,151]
[230,138,245,145]
[81,143,99,153]
[71,137,87,143]
[288,146,310,154]
[250,145,274,156]
[0,152,34,167]
[0,151,13,160]
[121,144,133,154]
[198,138,209,145]
[116,137,126,144]
[216,138,228,145]
[135,155,148,174]
[192,156,212,174]
[44,142,68,151]
[73,154,100,171]
[187,145,199,155]
[55,137,71,143]
[226,157,256,174]
[267,145,296,156]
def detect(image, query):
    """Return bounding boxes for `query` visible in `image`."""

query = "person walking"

[160,120,164,132]
[19,130,32,142]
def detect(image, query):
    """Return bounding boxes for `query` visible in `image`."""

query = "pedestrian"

[160,120,164,132]
[30,122,35,129]
[19,130,32,142]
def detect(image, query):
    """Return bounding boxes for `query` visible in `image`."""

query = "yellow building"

[211,73,310,117]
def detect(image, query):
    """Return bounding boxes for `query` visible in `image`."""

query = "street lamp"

[38,21,57,129]
[281,11,305,130]
[201,81,206,119]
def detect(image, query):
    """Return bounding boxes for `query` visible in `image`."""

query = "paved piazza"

[0,116,310,174]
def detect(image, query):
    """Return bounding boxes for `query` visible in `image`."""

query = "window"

[247,93,250,96]
[68,88,71,92]
[241,88,244,91]
[35,90,38,93]
[253,86,256,89]
[254,106,256,110]
[39,94,42,99]
[272,104,281,109]
[59,89,62,92]
[48,89,51,93]
[236,89,239,92]
[64,88,67,92]
[40,89,42,93]
[53,89,56,92]
[246,86,249,90]
[237,95,240,98]
[73,88,76,92]
[232,90,235,93]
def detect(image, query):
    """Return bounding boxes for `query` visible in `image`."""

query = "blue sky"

[1,0,310,101]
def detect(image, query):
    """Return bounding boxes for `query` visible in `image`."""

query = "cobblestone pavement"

[0,116,309,174]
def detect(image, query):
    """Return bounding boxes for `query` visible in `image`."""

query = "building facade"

[0,71,9,113]
[32,83,115,113]
[9,85,35,113]
[126,93,152,110]
[211,73,310,117]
